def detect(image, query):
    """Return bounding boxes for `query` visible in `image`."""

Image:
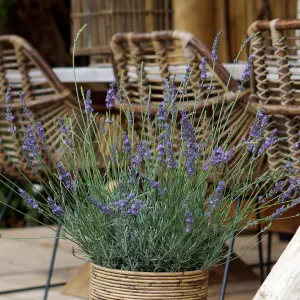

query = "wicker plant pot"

[89,263,209,300]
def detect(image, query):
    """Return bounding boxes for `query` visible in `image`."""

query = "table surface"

[53,63,246,83]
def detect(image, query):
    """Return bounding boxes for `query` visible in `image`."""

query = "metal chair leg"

[266,231,272,275]
[220,198,241,300]
[43,223,62,300]
[255,199,265,283]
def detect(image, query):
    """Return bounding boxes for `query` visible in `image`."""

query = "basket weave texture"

[89,263,209,300]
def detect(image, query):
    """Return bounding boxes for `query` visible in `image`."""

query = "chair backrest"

[110,30,239,110]
[0,35,78,180]
[248,19,300,172]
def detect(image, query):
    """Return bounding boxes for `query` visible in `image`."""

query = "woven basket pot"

[89,263,209,300]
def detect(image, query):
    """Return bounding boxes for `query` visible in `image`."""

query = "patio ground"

[0,226,289,300]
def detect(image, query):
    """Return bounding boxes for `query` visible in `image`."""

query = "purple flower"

[200,57,207,81]
[163,78,177,113]
[183,65,191,83]
[212,31,222,62]
[122,132,131,154]
[157,102,167,122]
[47,197,64,217]
[270,205,286,220]
[19,188,38,209]
[112,199,127,211]
[206,181,225,215]
[185,211,194,233]
[100,118,105,134]
[250,110,269,138]
[285,161,296,175]
[111,136,119,162]
[105,117,114,124]
[246,109,269,154]
[268,180,287,197]
[88,195,112,215]
[132,140,151,169]
[164,124,177,169]
[57,163,71,189]
[151,180,160,189]
[8,126,16,133]
[72,175,78,194]
[22,125,39,168]
[36,122,48,150]
[105,80,116,110]
[127,192,135,200]
[203,147,234,170]
[240,55,254,87]
[84,89,94,118]
[58,116,72,147]
[19,91,31,119]
[258,129,278,155]
[126,200,143,215]
[157,143,165,160]
[5,85,14,123]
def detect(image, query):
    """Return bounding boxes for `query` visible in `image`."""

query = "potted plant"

[1,31,300,300]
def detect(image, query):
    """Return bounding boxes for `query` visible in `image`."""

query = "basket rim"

[90,263,209,277]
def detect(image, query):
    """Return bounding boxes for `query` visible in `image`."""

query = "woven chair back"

[248,19,300,172]
[110,30,253,169]
[0,35,78,181]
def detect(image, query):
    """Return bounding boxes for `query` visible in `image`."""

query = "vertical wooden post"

[146,0,154,31]
[173,0,215,50]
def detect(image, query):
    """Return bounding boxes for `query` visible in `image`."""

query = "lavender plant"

[1,31,300,273]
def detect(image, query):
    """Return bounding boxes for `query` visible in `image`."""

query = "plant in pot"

[1,31,300,299]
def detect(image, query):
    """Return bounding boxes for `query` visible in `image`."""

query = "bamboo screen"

[71,0,173,64]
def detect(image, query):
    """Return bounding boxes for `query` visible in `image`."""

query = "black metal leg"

[266,231,272,275]
[0,187,15,222]
[43,223,62,300]
[220,198,241,300]
[255,199,265,283]
[0,189,64,296]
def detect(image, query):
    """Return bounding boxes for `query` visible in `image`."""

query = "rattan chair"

[248,19,300,173]
[110,30,254,168]
[247,18,300,281]
[0,35,80,181]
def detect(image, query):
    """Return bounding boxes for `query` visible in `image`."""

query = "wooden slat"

[253,227,300,300]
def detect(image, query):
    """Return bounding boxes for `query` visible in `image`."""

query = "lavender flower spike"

[88,195,112,215]
[84,89,94,118]
[5,85,14,123]
[105,79,116,110]
[206,181,225,215]
[36,122,48,150]
[200,57,207,81]
[19,188,38,209]
[185,211,194,233]
[57,163,71,189]
[212,31,222,62]
[203,147,234,170]
[240,55,254,88]
[22,125,39,168]
[126,200,143,215]
[47,197,64,217]
[19,91,31,119]
[122,131,131,154]
[58,116,72,147]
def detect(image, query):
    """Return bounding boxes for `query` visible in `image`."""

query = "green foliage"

[0,180,52,228]
[0,0,17,24]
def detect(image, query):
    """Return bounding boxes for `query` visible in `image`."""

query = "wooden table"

[53,63,246,91]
